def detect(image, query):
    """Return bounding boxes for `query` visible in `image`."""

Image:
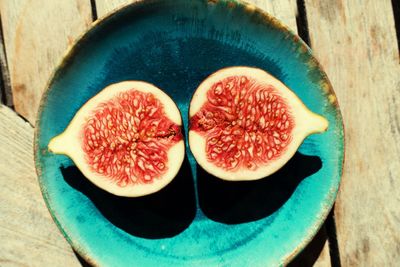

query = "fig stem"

[308,114,329,134]
[48,134,67,154]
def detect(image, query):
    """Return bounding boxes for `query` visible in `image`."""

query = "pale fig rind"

[189,66,328,181]
[49,81,185,197]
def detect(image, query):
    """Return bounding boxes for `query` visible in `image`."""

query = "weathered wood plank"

[250,0,298,33]
[305,0,400,265]
[0,0,93,124]
[95,0,135,17]
[0,105,80,266]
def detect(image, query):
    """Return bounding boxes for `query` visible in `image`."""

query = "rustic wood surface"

[305,0,400,266]
[0,105,80,266]
[0,0,92,124]
[1,0,399,266]
[96,0,137,17]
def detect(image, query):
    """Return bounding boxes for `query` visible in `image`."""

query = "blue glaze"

[35,0,344,266]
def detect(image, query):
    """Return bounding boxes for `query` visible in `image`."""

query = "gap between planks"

[305,0,400,266]
[295,1,340,266]
[391,0,400,58]
[0,13,13,107]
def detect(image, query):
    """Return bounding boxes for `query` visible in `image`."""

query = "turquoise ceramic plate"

[35,0,344,266]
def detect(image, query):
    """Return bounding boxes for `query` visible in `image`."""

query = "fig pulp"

[49,81,185,197]
[189,67,328,181]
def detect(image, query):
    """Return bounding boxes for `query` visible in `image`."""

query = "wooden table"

[1,0,399,266]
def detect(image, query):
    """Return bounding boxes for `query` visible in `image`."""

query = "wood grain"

[305,0,400,265]
[96,0,137,17]
[0,0,93,124]
[249,0,298,33]
[0,105,80,266]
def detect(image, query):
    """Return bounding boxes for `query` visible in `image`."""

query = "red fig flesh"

[49,81,185,197]
[189,67,328,181]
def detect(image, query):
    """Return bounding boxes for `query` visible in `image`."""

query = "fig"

[48,81,185,197]
[189,66,328,181]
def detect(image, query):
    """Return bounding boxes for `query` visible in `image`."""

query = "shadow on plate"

[69,152,327,267]
[61,157,196,239]
[197,152,322,224]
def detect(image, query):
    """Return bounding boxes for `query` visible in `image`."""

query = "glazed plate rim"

[34,0,344,266]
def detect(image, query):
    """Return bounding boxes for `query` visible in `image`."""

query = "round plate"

[35,0,344,266]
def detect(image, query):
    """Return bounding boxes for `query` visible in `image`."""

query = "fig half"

[189,66,328,181]
[49,81,185,197]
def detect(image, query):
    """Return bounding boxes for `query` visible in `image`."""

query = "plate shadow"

[287,222,330,267]
[61,157,196,239]
[197,152,322,224]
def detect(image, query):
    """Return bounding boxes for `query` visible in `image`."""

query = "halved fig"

[189,66,328,181]
[49,81,185,197]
